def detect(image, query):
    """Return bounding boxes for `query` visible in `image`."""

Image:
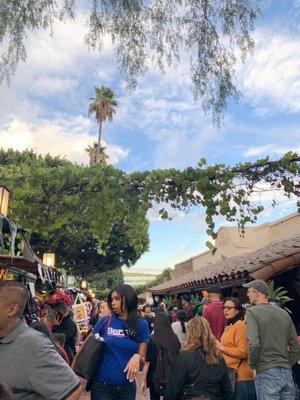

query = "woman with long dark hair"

[142,312,181,400]
[171,309,187,345]
[165,317,233,400]
[91,284,149,400]
[217,297,256,400]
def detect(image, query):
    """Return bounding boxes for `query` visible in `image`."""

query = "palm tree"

[85,142,109,166]
[88,86,117,164]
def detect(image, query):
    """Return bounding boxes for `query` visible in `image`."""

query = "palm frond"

[267,280,293,304]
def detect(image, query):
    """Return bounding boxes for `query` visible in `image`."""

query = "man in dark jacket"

[52,301,78,363]
[181,295,195,322]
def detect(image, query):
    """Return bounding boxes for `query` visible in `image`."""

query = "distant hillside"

[123,271,157,286]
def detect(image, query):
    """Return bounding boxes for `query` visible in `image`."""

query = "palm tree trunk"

[96,120,103,164]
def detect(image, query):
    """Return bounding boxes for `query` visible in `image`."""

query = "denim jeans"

[91,380,136,400]
[255,368,295,400]
[235,380,256,400]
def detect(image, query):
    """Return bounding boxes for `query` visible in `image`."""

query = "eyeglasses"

[222,306,236,310]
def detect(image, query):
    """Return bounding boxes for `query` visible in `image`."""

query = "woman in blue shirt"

[91,284,149,400]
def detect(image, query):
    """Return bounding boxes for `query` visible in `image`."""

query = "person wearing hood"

[142,313,181,400]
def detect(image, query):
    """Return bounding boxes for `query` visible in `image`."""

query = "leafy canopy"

[0,0,260,123]
[0,149,299,274]
[0,149,149,275]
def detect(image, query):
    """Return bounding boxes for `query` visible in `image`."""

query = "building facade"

[171,212,300,279]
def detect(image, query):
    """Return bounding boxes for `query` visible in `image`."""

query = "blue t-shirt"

[93,314,149,385]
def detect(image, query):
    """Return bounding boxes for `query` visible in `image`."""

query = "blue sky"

[0,1,299,273]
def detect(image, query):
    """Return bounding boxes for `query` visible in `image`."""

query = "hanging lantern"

[43,252,56,268]
[0,186,10,217]
[81,280,87,289]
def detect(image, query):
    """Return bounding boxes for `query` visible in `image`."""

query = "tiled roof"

[150,234,300,294]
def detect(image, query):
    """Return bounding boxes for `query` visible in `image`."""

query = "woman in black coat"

[143,312,181,400]
[165,316,233,400]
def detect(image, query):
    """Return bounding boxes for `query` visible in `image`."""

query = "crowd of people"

[0,279,299,400]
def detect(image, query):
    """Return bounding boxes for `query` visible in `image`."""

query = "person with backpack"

[165,317,233,400]
[142,312,181,400]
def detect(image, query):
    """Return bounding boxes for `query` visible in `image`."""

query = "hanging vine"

[0,149,299,270]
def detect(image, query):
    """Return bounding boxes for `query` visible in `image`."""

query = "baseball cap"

[208,285,221,294]
[242,279,269,296]
[181,294,191,302]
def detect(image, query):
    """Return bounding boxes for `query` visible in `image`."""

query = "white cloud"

[244,144,300,157]
[32,77,78,96]
[239,30,300,113]
[4,15,116,100]
[0,118,129,165]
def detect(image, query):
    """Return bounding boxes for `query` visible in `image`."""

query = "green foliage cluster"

[267,281,293,304]
[131,152,300,250]
[87,267,124,299]
[1,149,299,276]
[1,0,260,123]
[0,149,149,275]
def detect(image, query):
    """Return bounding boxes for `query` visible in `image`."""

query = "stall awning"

[150,234,300,295]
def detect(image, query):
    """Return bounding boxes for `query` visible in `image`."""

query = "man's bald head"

[0,282,28,318]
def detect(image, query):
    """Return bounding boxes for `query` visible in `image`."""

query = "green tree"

[88,86,117,163]
[85,142,109,166]
[0,149,299,274]
[0,149,149,275]
[0,1,261,123]
[87,268,124,298]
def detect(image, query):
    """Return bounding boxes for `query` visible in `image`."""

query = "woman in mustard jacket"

[217,297,256,400]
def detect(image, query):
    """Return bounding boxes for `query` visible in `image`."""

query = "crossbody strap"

[189,349,206,391]
[103,315,111,335]
[236,358,243,370]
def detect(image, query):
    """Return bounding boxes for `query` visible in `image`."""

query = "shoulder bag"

[227,358,243,392]
[72,315,111,380]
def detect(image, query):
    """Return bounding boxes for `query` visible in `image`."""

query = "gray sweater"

[246,303,300,372]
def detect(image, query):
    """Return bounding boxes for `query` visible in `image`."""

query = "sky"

[0,1,299,274]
